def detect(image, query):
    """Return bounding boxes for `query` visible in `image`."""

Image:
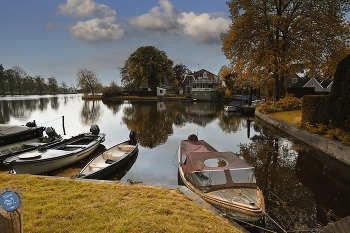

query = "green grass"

[0,173,241,233]
[268,110,302,126]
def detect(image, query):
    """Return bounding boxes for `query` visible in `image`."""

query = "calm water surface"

[1,94,350,232]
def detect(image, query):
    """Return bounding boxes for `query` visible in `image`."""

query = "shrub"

[257,94,302,114]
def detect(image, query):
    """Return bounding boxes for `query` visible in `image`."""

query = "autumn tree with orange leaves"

[222,0,350,101]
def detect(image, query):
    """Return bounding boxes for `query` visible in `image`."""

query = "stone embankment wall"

[255,111,350,167]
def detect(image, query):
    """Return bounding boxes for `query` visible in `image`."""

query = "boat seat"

[89,163,107,168]
[103,151,123,161]
[118,145,135,152]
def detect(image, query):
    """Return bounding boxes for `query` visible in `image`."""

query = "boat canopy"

[181,140,257,189]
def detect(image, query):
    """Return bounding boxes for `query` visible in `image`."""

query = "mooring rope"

[240,191,287,233]
[37,116,62,125]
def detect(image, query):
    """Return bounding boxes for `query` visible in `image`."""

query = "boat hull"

[4,133,105,175]
[76,141,138,180]
[0,137,63,162]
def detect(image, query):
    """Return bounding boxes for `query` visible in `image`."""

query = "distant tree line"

[0,64,77,96]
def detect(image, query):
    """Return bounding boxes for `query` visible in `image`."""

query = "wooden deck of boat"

[322,215,350,233]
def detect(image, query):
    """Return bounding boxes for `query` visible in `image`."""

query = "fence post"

[0,187,23,233]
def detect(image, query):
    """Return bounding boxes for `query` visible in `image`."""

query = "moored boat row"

[1,121,266,224]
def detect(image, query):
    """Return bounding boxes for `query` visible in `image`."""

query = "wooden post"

[0,188,23,233]
[62,116,66,135]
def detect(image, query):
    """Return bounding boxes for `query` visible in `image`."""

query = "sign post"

[0,188,23,233]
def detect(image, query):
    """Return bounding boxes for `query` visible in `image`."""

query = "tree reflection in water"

[238,121,350,232]
[1,96,350,232]
[80,100,102,125]
[121,101,175,148]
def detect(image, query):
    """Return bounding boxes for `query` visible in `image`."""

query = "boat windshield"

[188,168,256,188]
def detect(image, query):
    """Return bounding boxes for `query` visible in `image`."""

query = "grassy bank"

[268,110,301,126]
[0,173,240,233]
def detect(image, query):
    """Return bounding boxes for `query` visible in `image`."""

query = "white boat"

[3,125,105,175]
[178,134,265,222]
[75,131,138,180]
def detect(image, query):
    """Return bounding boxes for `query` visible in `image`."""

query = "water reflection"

[239,120,350,231]
[0,96,350,232]
[121,101,175,148]
[80,100,102,125]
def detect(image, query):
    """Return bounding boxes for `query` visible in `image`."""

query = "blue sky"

[0,0,231,87]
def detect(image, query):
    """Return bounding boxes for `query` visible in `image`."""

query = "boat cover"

[180,140,257,189]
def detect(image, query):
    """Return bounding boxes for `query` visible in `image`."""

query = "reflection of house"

[286,77,333,97]
[182,69,220,101]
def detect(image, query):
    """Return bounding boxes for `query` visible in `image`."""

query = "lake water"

[1,94,350,232]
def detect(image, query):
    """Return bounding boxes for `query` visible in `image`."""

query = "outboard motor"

[25,120,37,127]
[45,126,60,139]
[129,130,137,145]
[90,124,100,135]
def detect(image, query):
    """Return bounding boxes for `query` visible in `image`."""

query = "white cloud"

[58,0,124,43]
[178,12,230,44]
[128,0,179,31]
[45,22,60,30]
[58,0,99,17]
[128,0,230,44]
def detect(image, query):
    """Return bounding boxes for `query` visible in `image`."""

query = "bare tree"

[77,68,103,95]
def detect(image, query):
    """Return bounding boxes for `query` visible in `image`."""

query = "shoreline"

[255,111,350,167]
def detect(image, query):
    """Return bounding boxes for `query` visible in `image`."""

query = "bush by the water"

[257,94,302,114]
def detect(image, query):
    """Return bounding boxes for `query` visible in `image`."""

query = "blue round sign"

[0,191,20,212]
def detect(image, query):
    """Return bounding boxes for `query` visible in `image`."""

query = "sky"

[0,0,231,87]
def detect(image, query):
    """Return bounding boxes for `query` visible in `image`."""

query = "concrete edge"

[255,111,350,167]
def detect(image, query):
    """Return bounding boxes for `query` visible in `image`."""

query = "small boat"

[0,126,63,162]
[224,100,243,112]
[75,131,138,180]
[178,134,265,222]
[3,124,105,175]
[0,120,45,146]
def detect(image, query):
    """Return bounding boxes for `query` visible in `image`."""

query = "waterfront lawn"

[269,110,301,126]
[0,173,239,233]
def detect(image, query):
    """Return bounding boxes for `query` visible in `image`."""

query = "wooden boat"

[0,121,45,146]
[3,124,105,175]
[76,131,138,180]
[178,134,265,222]
[0,126,62,162]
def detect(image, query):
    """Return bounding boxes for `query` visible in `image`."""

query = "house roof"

[190,69,218,80]
[292,78,309,87]
[320,80,333,88]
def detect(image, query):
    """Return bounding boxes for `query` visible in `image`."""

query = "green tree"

[22,76,36,94]
[77,68,103,95]
[102,81,121,98]
[6,69,15,95]
[173,63,191,82]
[0,64,7,95]
[48,76,59,94]
[12,66,26,95]
[60,81,68,94]
[222,0,350,102]
[121,46,174,91]
[35,75,46,95]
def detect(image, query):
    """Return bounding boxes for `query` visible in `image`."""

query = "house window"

[160,90,163,94]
